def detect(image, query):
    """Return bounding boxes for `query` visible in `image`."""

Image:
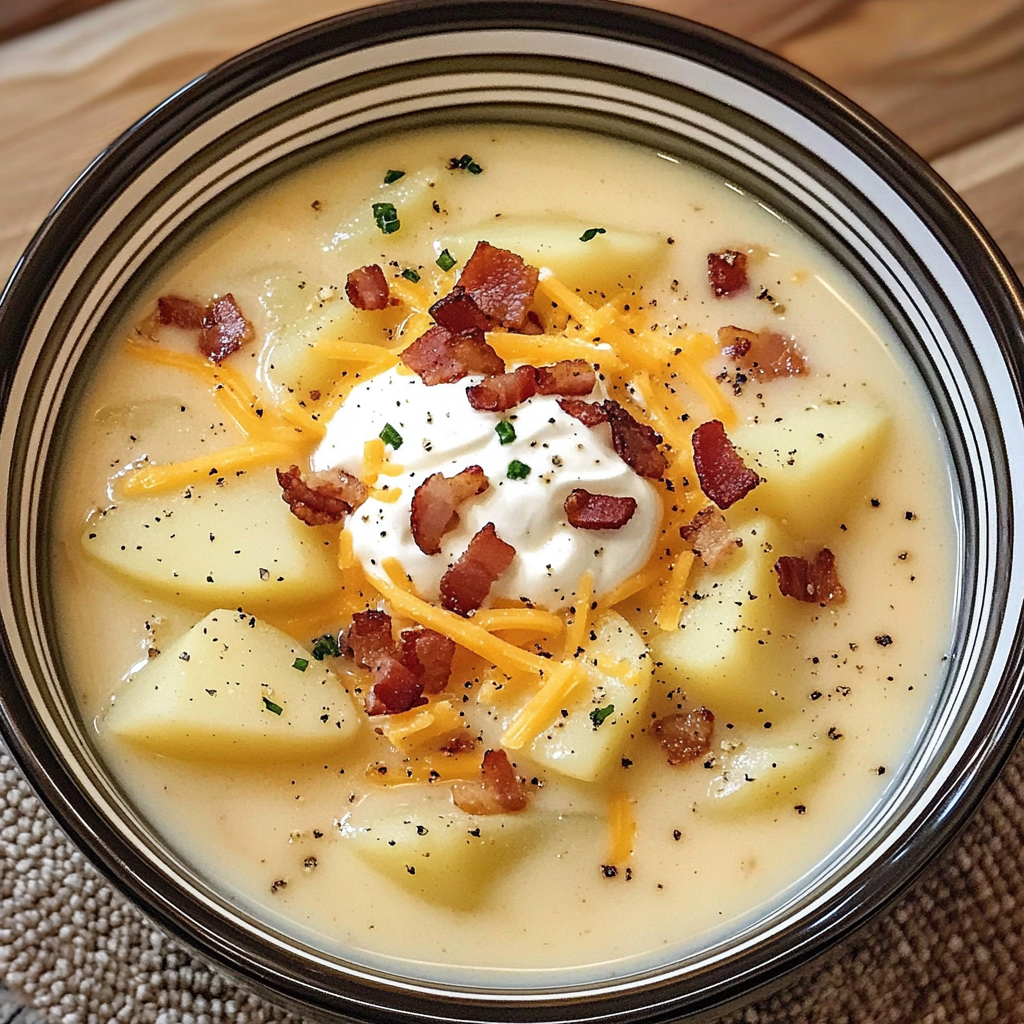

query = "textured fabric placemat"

[3,742,1023,1023]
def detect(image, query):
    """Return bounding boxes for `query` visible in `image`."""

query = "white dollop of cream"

[312,367,660,611]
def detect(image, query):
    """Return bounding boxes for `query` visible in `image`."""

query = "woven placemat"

[2,740,1023,1024]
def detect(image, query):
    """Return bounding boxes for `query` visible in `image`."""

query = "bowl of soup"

[2,0,1024,1021]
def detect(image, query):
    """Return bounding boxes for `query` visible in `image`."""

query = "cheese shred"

[607,789,636,865]
[501,658,584,750]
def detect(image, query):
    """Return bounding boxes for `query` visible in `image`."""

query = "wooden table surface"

[1,0,1023,1020]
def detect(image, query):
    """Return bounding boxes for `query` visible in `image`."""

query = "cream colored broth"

[52,124,955,981]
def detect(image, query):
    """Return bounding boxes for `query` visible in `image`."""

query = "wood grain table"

[1,1,1023,1021]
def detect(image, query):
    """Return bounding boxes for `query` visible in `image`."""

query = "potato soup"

[51,123,956,982]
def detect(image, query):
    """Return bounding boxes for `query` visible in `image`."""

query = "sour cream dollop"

[312,368,660,611]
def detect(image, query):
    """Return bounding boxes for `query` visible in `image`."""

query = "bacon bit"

[691,420,759,509]
[457,241,539,330]
[680,505,742,569]
[429,285,490,334]
[466,365,538,412]
[199,294,253,363]
[652,708,715,765]
[410,466,489,555]
[603,400,667,480]
[708,250,748,298]
[564,489,637,530]
[775,548,846,605]
[364,657,427,716]
[514,310,545,335]
[276,465,366,526]
[156,295,206,330]
[718,325,807,380]
[345,264,390,310]
[440,732,477,754]
[558,398,608,427]
[439,523,515,617]
[399,627,456,693]
[401,325,505,385]
[341,609,396,668]
[451,748,528,814]
[535,359,596,396]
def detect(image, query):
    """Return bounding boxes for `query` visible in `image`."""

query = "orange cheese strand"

[501,659,584,750]
[607,789,636,865]
[564,570,595,660]
[471,608,565,636]
[597,562,662,612]
[654,551,696,632]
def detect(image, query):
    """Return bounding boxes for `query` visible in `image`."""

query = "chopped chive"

[579,227,607,242]
[292,657,309,672]
[507,459,531,480]
[311,634,341,661]
[495,420,516,445]
[589,704,615,728]
[379,422,403,449]
[436,249,457,272]
[448,154,484,174]
[263,696,284,715]
[401,267,421,283]
[372,202,400,235]
[383,169,406,184]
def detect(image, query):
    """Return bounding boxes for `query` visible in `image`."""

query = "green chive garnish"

[495,420,516,445]
[379,423,403,449]
[311,634,341,661]
[383,169,406,184]
[372,202,400,235]
[589,704,615,728]
[263,696,284,715]
[436,249,457,272]
[292,657,309,672]
[401,267,421,283]
[507,459,531,480]
[579,227,606,242]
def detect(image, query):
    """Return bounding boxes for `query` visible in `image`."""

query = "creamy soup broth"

[51,124,955,981]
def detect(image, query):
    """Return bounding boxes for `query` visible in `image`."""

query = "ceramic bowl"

[3,1,1024,1021]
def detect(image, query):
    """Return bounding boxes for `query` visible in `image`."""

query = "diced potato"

[83,469,343,607]
[704,737,833,815]
[105,609,360,760]
[731,403,889,540]
[649,517,798,721]
[339,796,536,909]
[527,612,654,782]
[440,221,665,295]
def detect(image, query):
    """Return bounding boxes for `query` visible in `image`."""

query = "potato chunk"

[731,403,889,540]
[441,221,665,295]
[704,737,832,814]
[527,612,654,782]
[649,517,797,721]
[82,470,343,606]
[105,609,359,760]
[339,796,536,909]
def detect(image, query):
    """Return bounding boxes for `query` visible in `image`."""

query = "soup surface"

[52,124,956,983]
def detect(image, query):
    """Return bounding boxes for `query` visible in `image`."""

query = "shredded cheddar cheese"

[361,438,385,485]
[654,551,695,632]
[471,608,564,636]
[337,528,355,570]
[386,699,462,751]
[607,789,636,865]
[501,659,585,750]
[388,276,432,312]
[564,570,594,660]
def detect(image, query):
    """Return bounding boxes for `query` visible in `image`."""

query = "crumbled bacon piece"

[691,420,759,509]
[341,609,396,669]
[439,523,515,617]
[364,657,427,717]
[399,627,456,694]
[457,241,539,330]
[558,398,608,427]
[156,295,206,330]
[451,748,528,814]
[680,505,742,569]
[652,708,715,765]
[401,325,505,385]
[345,264,390,310]
[410,466,489,555]
[276,465,366,526]
[535,359,596,396]
[466,365,538,412]
[602,400,668,480]
[718,325,807,381]
[775,548,846,605]
[199,294,253,363]
[708,250,748,298]
[514,310,545,335]
[429,285,490,334]
[564,489,637,530]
